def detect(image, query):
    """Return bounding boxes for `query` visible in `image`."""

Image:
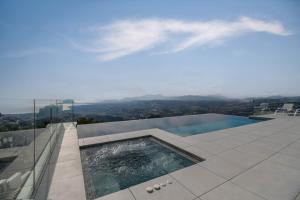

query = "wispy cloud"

[76,16,291,61]
[3,48,56,58]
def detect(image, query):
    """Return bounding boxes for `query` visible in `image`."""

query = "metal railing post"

[72,100,74,122]
[33,99,36,191]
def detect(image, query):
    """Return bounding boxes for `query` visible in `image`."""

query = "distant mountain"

[122,94,167,101]
[120,94,233,102]
[100,99,122,103]
[167,95,233,101]
[251,96,300,103]
[96,94,300,104]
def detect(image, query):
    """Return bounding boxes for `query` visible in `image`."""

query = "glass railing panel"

[31,99,57,196]
[0,98,35,199]
[0,98,75,199]
[29,99,72,200]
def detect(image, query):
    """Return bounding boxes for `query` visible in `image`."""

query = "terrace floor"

[48,114,300,200]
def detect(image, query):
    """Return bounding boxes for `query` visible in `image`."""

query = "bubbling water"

[81,137,195,199]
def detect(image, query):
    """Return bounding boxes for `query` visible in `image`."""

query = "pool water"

[165,115,263,136]
[78,113,266,139]
[80,137,201,199]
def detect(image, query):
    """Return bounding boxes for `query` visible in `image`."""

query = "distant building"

[62,103,72,111]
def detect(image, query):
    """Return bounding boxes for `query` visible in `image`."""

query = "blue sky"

[0,0,300,101]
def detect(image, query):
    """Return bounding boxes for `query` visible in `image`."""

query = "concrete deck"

[47,123,86,200]
[49,114,300,200]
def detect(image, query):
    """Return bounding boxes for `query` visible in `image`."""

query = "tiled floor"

[49,114,300,200]
[47,123,86,200]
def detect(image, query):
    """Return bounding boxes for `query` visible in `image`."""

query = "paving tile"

[217,149,264,169]
[210,137,243,149]
[51,157,82,181]
[55,144,81,163]
[268,153,300,171]
[60,137,78,147]
[236,131,263,140]
[279,138,300,151]
[286,125,300,133]
[48,175,86,200]
[225,133,256,144]
[260,132,300,149]
[228,124,263,134]
[234,140,279,160]
[152,135,192,148]
[296,192,300,200]
[82,130,155,147]
[63,128,78,138]
[163,139,192,148]
[83,135,111,146]
[247,129,277,138]
[288,140,300,150]
[198,155,245,179]
[47,124,86,200]
[130,175,196,200]
[279,143,300,160]
[201,181,264,200]
[183,145,213,159]
[192,141,232,156]
[170,165,226,196]
[109,131,148,141]
[151,128,182,140]
[152,132,182,141]
[184,131,230,143]
[78,138,85,146]
[95,189,135,200]
[232,160,300,200]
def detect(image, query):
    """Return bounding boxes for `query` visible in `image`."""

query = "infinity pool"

[164,115,264,136]
[78,114,266,138]
[80,136,202,199]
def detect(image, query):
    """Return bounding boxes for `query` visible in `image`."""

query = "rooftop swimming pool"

[164,115,264,136]
[80,136,203,199]
[78,114,267,138]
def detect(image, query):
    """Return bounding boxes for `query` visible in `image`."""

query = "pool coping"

[48,114,300,200]
[80,135,206,199]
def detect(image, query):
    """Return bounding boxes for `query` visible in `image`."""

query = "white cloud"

[78,16,291,61]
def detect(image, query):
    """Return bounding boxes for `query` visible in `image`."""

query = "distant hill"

[117,94,233,102]
[167,95,233,101]
[122,94,167,101]
[251,96,300,102]
[120,94,300,103]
